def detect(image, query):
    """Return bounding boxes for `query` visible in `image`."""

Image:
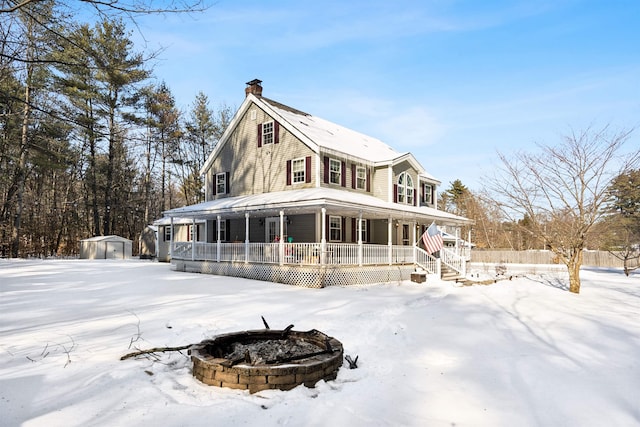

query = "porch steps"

[440,266,472,285]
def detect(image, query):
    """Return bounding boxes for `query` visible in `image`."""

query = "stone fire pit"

[189,328,343,393]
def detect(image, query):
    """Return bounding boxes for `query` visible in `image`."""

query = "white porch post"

[216,215,221,262]
[357,211,363,266]
[169,216,174,260]
[279,210,284,266]
[412,221,417,266]
[321,208,327,265]
[191,218,195,261]
[387,215,393,265]
[245,213,250,263]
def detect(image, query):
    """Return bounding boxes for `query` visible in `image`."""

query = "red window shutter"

[274,121,280,144]
[341,161,346,187]
[257,124,262,147]
[366,168,370,192]
[323,156,329,183]
[225,171,230,193]
[341,217,346,241]
[366,219,370,243]
[286,160,292,185]
[351,218,356,242]
[351,164,356,189]
[393,184,398,203]
[305,156,311,183]
[325,215,329,240]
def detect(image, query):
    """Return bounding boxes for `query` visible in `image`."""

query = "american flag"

[421,223,443,254]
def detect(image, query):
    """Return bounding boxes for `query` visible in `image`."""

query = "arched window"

[397,172,414,205]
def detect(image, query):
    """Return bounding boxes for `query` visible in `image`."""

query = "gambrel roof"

[201,93,439,183]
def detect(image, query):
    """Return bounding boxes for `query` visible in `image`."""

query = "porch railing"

[172,241,465,275]
[440,247,466,276]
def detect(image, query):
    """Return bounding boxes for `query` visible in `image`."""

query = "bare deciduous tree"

[489,125,638,293]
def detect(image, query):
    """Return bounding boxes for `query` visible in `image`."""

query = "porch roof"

[163,188,471,226]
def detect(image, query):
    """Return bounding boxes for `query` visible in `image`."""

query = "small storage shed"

[80,235,132,260]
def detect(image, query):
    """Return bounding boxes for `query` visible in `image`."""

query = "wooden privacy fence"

[471,250,633,268]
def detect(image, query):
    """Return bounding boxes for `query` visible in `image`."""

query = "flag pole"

[414,221,436,246]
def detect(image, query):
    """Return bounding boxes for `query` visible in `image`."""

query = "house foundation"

[172,260,419,288]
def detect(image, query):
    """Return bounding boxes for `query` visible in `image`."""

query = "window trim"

[397,172,414,205]
[262,120,274,145]
[329,158,341,185]
[164,226,171,242]
[291,157,305,184]
[329,215,342,242]
[218,220,227,242]
[356,166,367,190]
[423,183,433,205]
[216,172,227,195]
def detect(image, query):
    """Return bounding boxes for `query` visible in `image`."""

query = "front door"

[402,224,410,245]
[265,218,280,242]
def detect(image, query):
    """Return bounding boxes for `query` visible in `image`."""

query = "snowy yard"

[1,259,639,427]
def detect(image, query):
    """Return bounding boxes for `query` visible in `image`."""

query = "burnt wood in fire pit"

[189,328,343,393]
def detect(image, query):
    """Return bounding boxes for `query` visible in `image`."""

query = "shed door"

[106,242,124,259]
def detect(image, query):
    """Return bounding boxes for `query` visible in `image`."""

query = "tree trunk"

[88,101,100,236]
[11,68,31,258]
[567,249,583,294]
[103,102,116,236]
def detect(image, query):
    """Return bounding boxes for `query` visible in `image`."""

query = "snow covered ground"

[1,259,639,427]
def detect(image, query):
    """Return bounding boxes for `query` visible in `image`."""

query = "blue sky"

[134,0,640,190]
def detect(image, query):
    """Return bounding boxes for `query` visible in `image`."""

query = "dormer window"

[329,159,341,185]
[397,172,414,205]
[422,183,433,205]
[356,166,366,190]
[323,156,346,186]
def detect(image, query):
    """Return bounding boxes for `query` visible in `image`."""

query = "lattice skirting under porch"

[171,260,417,288]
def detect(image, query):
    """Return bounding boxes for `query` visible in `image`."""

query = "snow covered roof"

[260,97,403,164]
[201,92,436,180]
[80,235,132,243]
[152,217,205,226]
[164,187,470,226]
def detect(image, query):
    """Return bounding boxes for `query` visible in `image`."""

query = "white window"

[292,158,305,184]
[329,159,341,185]
[423,183,433,204]
[262,121,274,145]
[356,166,366,190]
[329,216,342,241]
[216,173,226,194]
[356,219,368,242]
[218,221,227,241]
[397,172,414,205]
[164,226,171,242]
[187,224,199,241]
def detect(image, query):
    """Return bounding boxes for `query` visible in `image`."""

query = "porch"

[170,241,469,287]
[163,187,472,287]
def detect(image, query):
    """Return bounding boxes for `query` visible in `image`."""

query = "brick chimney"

[245,79,263,97]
